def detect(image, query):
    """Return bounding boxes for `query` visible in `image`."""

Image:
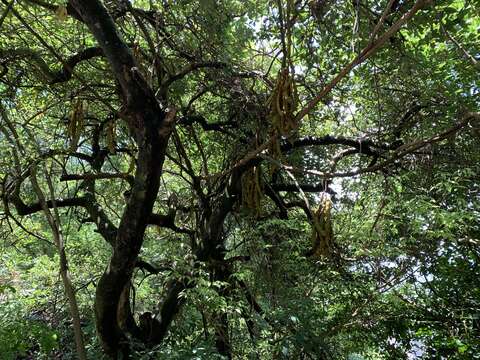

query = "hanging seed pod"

[55,5,68,21]
[106,120,116,154]
[267,68,298,137]
[68,99,84,151]
[127,155,135,174]
[265,68,298,175]
[267,131,282,176]
[241,166,263,216]
[310,193,333,258]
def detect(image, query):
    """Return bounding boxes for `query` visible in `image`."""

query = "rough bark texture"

[68,1,175,357]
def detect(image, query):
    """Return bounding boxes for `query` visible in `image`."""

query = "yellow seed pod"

[310,194,333,258]
[127,155,136,174]
[241,166,263,216]
[68,99,84,150]
[268,68,298,137]
[106,120,116,154]
[55,5,68,22]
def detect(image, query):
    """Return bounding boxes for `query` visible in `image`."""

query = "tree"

[0,0,478,359]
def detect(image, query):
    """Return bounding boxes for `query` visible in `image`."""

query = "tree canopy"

[0,0,479,359]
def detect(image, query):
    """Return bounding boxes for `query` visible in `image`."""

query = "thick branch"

[281,135,383,156]
[68,0,158,116]
[51,46,104,84]
[148,213,194,235]
[0,47,104,84]
[149,279,190,344]
[135,259,171,274]
[9,195,87,216]
[269,112,480,180]
[272,183,328,193]
[6,187,118,245]
[82,193,118,245]
[25,0,82,20]
[61,172,134,186]
[163,61,227,87]
[178,115,234,133]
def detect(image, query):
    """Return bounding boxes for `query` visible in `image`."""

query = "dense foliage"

[0,0,479,359]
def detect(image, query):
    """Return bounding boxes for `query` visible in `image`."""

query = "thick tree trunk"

[212,265,233,359]
[196,176,241,359]
[66,1,176,356]
[94,118,172,357]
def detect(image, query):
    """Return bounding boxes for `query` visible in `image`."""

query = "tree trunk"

[93,117,172,357]
[66,1,176,356]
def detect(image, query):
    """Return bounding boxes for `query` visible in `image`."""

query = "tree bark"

[67,1,176,357]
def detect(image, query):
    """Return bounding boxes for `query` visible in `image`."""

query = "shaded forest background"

[0,0,479,359]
